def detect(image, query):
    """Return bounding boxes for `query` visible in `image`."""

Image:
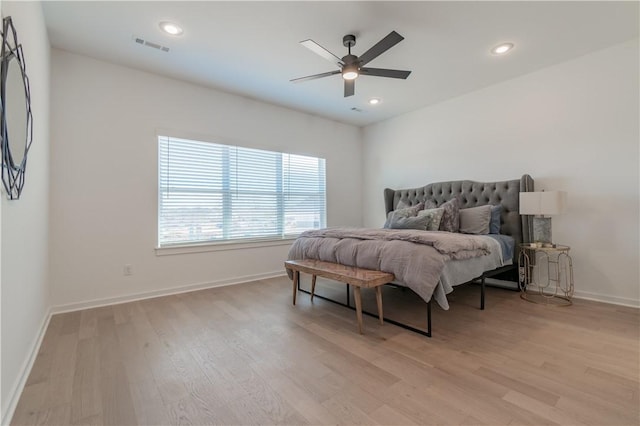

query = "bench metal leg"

[427,300,432,336]
[346,284,350,308]
[310,275,317,301]
[296,284,432,338]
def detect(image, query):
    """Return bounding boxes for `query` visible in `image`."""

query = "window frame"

[155,131,327,253]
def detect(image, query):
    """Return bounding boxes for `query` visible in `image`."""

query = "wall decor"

[1,16,33,200]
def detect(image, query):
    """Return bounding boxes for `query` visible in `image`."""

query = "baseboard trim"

[485,280,639,308]
[2,309,52,426]
[573,290,639,308]
[51,270,287,315]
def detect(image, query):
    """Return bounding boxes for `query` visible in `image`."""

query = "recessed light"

[369,98,381,105]
[491,43,514,55]
[159,21,183,36]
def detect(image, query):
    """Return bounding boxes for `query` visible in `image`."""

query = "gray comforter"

[287,227,490,308]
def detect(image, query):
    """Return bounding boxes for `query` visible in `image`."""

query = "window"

[158,136,326,247]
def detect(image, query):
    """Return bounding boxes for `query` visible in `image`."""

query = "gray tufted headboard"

[384,175,534,262]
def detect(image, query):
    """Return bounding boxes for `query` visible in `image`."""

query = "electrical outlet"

[124,264,133,276]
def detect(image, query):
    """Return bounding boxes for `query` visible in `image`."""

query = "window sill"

[155,237,297,256]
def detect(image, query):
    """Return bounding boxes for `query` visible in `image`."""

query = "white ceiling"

[42,1,639,127]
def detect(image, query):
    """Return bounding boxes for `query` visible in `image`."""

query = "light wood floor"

[11,276,640,425]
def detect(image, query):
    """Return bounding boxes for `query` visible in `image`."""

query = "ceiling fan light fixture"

[159,21,183,36]
[342,64,359,80]
[491,42,514,55]
[292,31,410,97]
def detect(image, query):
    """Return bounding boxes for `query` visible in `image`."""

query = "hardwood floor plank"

[48,332,78,383]
[369,404,420,425]
[385,381,458,425]
[247,359,339,425]
[78,308,100,340]
[12,403,71,426]
[322,394,379,425]
[71,414,103,426]
[554,394,638,426]
[10,382,47,425]
[137,302,191,405]
[97,315,138,426]
[70,337,101,423]
[474,366,560,406]
[127,380,171,426]
[502,390,579,425]
[59,311,82,336]
[373,355,515,425]
[187,343,266,425]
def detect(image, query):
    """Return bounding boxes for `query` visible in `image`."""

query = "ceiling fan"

[291,31,412,97]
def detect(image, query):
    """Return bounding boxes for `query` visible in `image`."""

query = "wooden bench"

[285,259,395,334]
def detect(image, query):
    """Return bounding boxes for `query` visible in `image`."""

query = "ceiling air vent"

[133,36,170,53]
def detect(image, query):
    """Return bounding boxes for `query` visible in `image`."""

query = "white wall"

[0,1,51,421]
[363,39,639,306]
[49,50,362,308]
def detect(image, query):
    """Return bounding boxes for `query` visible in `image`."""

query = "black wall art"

[1,16,33,200]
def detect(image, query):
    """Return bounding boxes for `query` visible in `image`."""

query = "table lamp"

[519,191,567,244]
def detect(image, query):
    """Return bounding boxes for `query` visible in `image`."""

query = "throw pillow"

[395,199,413,210]
[417,207,445,231]
[489,204,502,234]
[459,205,492,235]
[425,198,460,232]
[387,214,431,231]
[383,203,424,228]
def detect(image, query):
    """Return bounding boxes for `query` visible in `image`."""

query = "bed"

[287,174,534,335]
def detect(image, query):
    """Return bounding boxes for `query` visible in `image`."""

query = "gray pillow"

[490,205,502,234]
[383,203,424,228]
[387,214,431,231]
[395,199,413,210]
[459,205,492,235]
[417,207,445,231]
[425,198,460,232]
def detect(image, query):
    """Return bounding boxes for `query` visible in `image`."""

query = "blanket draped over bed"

[287,227,490,308]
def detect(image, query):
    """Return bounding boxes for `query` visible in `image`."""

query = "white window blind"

[158,136,326,247]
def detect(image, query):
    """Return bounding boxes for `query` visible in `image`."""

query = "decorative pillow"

[425,198,460,232]
[459,205,492,235]
[386,214,431,231]
[489,204,502,234]
[417,207,445,231]
[383,202,424,228]
[395,199,413,210]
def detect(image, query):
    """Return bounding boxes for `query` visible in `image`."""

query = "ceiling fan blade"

[358,31,404,66]
[290,70,341,83]
[360,67,412,79]
[300,39,345,67]
[344,79,355,97]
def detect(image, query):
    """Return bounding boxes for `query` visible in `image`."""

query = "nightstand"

[518,243,574,306]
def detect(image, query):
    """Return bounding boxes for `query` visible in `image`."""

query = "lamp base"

[532,217,552,244]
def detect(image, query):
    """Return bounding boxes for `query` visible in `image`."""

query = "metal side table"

[518,243,574,306]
